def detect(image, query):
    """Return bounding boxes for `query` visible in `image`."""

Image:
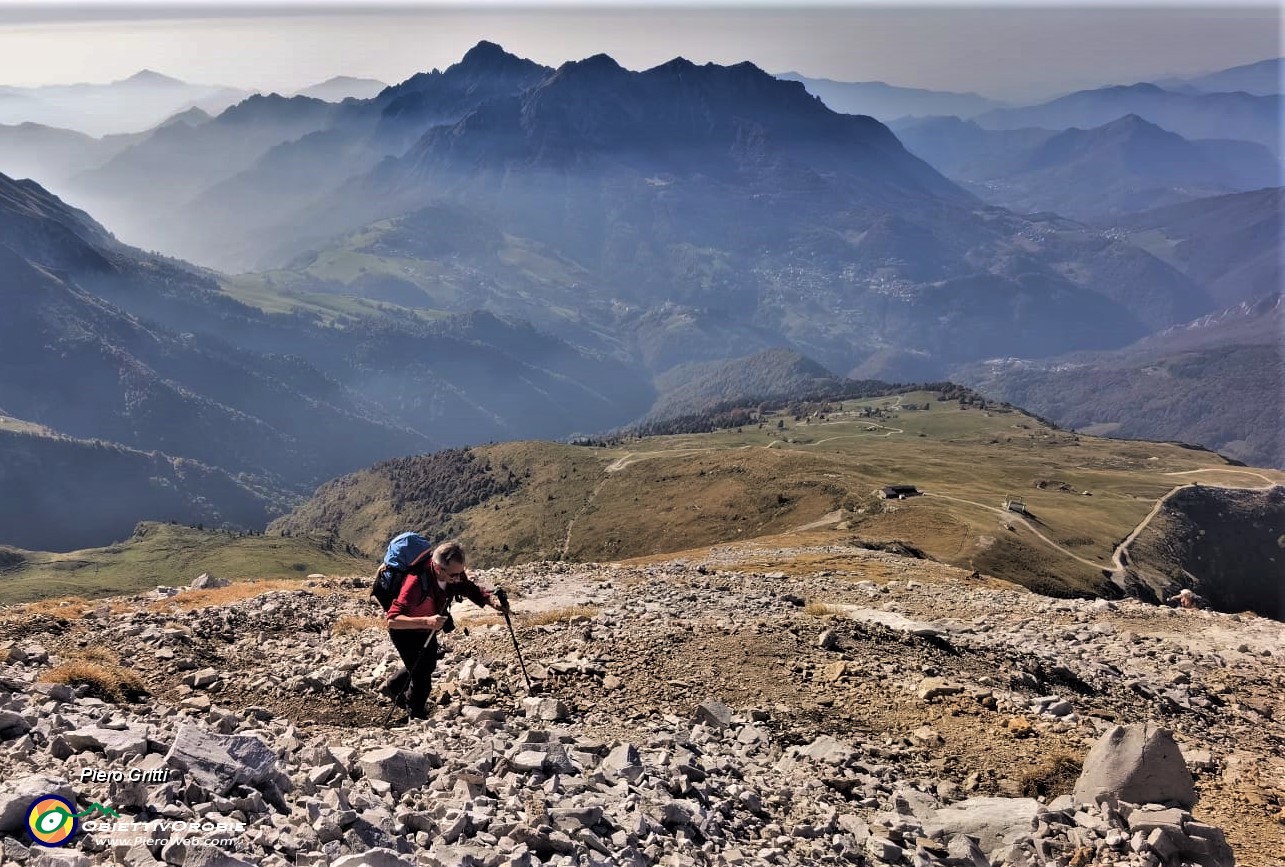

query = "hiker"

[385,540,507,718]
[1167,588,1207,610]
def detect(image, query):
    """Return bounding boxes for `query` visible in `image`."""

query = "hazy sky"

[0,2,1278,102]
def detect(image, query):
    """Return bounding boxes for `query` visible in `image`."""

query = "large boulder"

[357,747,435,796]
[922,798,1042,854]
[1073,725,1196,809]
[191,573,231,589]
[164,725,279,796]
[64,726,149,759]
[693,699,734,728]
[602,743,644,783]
[800,734,853,764]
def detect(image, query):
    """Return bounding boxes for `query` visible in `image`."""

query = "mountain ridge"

[894,114,1280,220]
[776,72,1005,120]
[975,82,1280,155]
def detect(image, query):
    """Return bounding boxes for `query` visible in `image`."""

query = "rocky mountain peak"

[210,92,333,129]
[451,40,548,80]
[120,69,185,87]
[556,52,628,78]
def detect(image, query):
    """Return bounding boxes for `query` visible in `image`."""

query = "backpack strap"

[405,546,434,604]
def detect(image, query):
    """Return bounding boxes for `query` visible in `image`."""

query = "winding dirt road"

[928,468,1282,575]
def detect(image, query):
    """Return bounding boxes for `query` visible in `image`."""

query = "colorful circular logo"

[26,795,78,848]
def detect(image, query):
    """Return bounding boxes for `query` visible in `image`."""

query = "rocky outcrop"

[1124,484,1285,620]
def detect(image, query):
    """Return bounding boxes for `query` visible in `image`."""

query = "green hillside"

[0,522,366,605]
[274,390,1281,597]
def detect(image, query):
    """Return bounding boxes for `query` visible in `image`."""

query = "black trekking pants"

[388,630,439,717]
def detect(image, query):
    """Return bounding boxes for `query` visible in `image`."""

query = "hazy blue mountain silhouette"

[1155,57,1282,97]
[957,294,1283,468]
[0,122,146,189]
[0,70,251,137]
[294,76,389,102]
[975,83,1281,156]
[117,42,554,270]
[777,72,1003,120]
[258,48,1214,379]
[68,93,339,251]
[895,114,1281,219]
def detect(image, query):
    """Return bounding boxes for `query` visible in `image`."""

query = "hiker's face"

[437,560,467,580]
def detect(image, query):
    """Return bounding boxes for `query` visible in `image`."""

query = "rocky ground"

[0,542,1282,867]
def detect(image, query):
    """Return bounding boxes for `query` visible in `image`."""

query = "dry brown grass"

[40,649,148,703]
[332,614,386,634]
[75,646,123,666]
[1018,752,1082,798]
[521,606,599,626]
[804,601,843,617]
[149,580,314,612]
[3,596,91,622]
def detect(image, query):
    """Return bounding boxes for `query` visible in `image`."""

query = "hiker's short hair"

[432,540,466,569]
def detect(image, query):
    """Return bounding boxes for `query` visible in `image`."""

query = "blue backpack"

[371,532,434,611]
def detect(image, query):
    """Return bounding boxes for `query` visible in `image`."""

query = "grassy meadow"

[449,392,1282,594]
[0,523,366,606]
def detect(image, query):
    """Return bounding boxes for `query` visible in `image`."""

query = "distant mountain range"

[1154,57,1282,97]
[294,76,388,102]
[1,45,1280,553]
[214,46,1214,384]
[52,43,1235,385]
[975,82,1281,156]
[0,70,251,137]
[774,73,1004,121]
[956,188,1284,468]
[69,93,341,251]
[894,114,1280,220]
[1105,187,1282,308]
[0,122,146,189]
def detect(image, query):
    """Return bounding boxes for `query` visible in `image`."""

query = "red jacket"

[386,568,494,623]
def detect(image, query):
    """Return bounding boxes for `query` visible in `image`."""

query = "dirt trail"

[927,468,1283,576]
[1112,469,1282,572]
[924,492,1110,570]
[559,476,612,560]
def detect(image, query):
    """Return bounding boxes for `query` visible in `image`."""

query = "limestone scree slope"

[0,543,1281,866]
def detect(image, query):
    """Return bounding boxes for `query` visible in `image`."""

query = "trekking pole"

[496,589,534,694]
